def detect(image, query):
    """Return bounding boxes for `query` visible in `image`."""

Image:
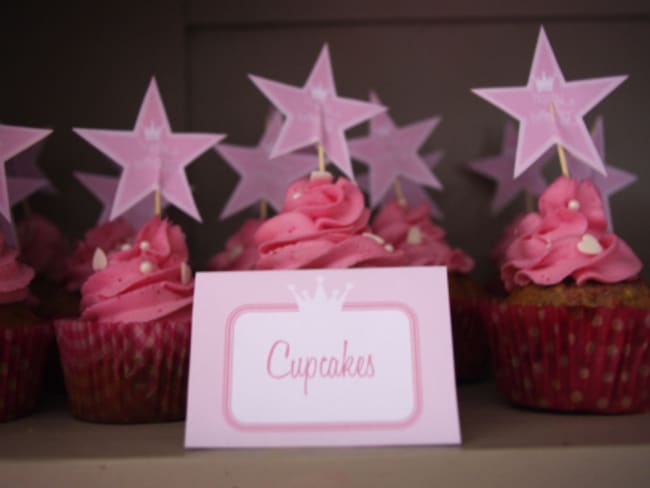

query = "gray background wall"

[2,1,650,282]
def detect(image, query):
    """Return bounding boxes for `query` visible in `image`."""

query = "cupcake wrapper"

[483,302,650,413]
[54,319,191,423]
[0,323,52,421]
[450,299,491,382]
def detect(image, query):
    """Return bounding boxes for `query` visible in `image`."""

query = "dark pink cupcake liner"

[0,323,52,421]
[450,299,491,382]
[483,302,650,413]
[54,319,191,423]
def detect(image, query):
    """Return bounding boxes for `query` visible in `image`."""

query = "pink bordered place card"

[185,267,461,447]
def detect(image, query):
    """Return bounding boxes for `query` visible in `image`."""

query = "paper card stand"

[185,267,461,448]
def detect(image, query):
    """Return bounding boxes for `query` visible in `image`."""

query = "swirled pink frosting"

[17,214,68,283]
[255,174,405,269]
[501,176,641,291]
[372,200,474,272]
[81,217,193,322]
[0,231,34,304]
[65,218,135,291]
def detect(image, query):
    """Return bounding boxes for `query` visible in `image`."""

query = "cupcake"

[486,176,650,413]
[17,213,77,319]
[0,230,52,421]
[54,216,193,423]
[206,218,263,271]
[372,199,490,382]
[254,172,405,269]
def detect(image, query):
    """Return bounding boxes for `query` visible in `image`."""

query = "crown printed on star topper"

[534,71,555,93]
[310,85,328,101]
[288,276,353,314]
[144,121,162,141]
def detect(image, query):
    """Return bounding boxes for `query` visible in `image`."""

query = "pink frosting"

[17,214,68,283]
[81,217,193,322]
[65,218,135,291]
[207,219,263,271]
[0,231,34,304]
[255,174,405,269]
[372,200,474,272]
[501,176,642,291]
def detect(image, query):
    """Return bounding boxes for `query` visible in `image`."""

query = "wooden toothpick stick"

[316,143,326,173]
[154,190,162,216]
[549,102,570,177]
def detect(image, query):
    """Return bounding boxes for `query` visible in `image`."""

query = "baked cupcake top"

[501,176,641,291]
[372,199,474,272]
[254,172,404,269]
[0,231,34,305]
[80,216,193,322]
[65,218,135,291]
[207,218,263,271]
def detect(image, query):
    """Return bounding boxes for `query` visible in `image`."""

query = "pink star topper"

[74,77,225,222]
[0,124,52,222]
[74,172,163,229]
[566,116,636,230]
[249,44,386,179]
[472,26,626,178]
[348,92,443,207]
[7,140,55,194]
[217,110,316,219]
[467,122,548,214]
[358,150,445,220]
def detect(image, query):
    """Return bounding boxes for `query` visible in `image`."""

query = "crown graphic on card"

[288,276,353,315]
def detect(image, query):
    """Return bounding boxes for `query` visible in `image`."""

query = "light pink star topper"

[74,172,162,229]
[217,110,316,219]
[249,44,385,179]
[74,77,225,222]
[566,117,636,230]
[467,122,548,214]
[7,140,55,194]
[358,150,445,219]
[349,92,442,207]
[0,124,52,222]
[472,26,626,178]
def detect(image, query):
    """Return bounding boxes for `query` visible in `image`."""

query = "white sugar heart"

[577,234,603,255]
[407,226,423,245]
[180,262,192,284]
[92,247,108,271]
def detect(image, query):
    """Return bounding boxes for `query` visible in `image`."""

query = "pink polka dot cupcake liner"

[482,302,650,414]
[0,323,52,421]
[54,319,190,423]
[450,299,491,382]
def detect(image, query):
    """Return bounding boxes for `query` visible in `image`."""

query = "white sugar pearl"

[229,244,243,259]
[139,241,150,251]
[568,199,580,210]
[120,243,132,251]
[139,260,154,274]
